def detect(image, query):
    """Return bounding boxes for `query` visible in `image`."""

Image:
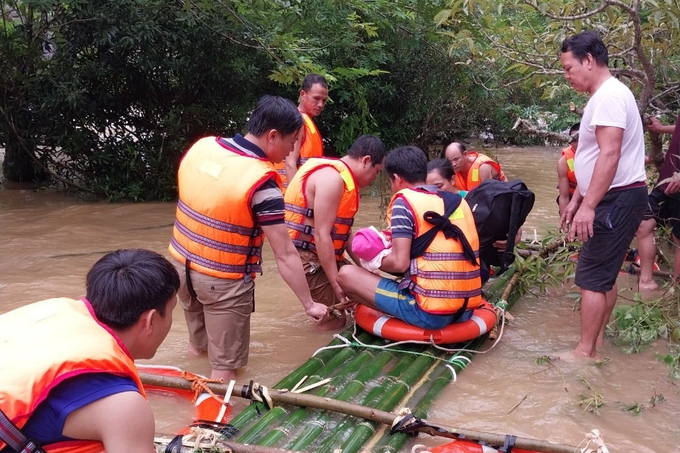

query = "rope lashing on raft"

[240,380,274,414]
[181,371,228,405]
[163,427,229,453]
[577,429,610,453]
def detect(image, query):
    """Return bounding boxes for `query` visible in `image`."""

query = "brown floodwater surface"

[1,146,678,451]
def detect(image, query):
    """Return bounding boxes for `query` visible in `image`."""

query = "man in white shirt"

[560,31,648,358]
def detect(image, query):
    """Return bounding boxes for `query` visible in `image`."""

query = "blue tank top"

[17,373,139,447]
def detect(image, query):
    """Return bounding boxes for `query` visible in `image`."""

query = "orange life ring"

[429,439,538,453]
[355,300,496,344]
[634,255,661,271]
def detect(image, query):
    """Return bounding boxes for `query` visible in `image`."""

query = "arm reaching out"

[262,222,328,321]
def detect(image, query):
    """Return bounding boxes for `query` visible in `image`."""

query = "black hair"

[86,249,180,331]
[302,74,328,91]
[569,122,581,136]
[346,135,387,166]
[384,146,427,184]
[246,95,303,137]
[561,31,608,67]
[427,158,455,181]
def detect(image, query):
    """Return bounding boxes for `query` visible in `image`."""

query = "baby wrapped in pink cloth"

[351,226,392,272]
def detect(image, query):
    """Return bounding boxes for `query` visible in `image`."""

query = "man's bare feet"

[188,344,206,356]
[638,279,659,291]
[554,349,598,363]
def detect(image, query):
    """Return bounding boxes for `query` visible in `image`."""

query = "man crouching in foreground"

[337,146,483,329]
[0,249,180,453]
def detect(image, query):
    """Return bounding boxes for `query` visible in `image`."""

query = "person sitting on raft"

[337,146,483,329]
[426,158,466,196]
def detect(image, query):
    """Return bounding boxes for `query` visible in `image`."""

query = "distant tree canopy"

[1,0,678,199]
[436,0,680,164]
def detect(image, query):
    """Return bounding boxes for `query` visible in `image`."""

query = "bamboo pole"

[377,268,574,453]
[227,332,374,432]
[315,353,418,453]
[338,353,440,453]
[274,331,373,390]
[284,350,396,451]
[251,343,380,447]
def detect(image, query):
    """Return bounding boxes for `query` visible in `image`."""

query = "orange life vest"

[169,136,280,280]
[284,158,358,260]
[561,145,577,194]
[453,152,507,191]
[273,112,323,190]
[0,298,145,453]
[387,189,482,314]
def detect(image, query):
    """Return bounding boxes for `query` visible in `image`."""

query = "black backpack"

[465,179,535,270]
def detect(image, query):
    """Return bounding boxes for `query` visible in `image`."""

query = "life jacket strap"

[0,409,45,453]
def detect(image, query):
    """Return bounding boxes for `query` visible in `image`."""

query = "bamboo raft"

[150,266,579,453]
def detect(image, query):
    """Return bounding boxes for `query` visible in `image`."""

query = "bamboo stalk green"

[229,334,370,431]
[285,350,395,451]
[275,331,373,390]
[250,340,382,447]
[315,353,419,453]
[339,353,439,453]
[376,268,525,453]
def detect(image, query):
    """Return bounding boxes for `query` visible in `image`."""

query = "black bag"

[465,179,535,270]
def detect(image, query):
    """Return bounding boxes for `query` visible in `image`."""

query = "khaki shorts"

[173,260,254,371]
[297,249,344,307]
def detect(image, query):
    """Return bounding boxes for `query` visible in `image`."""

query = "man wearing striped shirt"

[169,96,328,382]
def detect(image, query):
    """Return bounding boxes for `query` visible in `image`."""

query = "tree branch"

[512,117,572,143]
[522,1,610,20]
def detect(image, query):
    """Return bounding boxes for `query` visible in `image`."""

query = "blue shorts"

[374,278,472,330]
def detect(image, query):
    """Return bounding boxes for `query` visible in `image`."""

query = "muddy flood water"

[1,146,679,452]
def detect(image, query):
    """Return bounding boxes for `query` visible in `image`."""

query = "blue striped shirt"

[220,135,284,226]
[390,185,438,239]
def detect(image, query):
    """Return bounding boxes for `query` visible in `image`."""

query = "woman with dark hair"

[426,158,459,194]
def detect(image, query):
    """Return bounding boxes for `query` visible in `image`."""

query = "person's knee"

[636,218,656,237]
[337,265,358,289]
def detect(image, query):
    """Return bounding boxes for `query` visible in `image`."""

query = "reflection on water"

[1,146,678,451]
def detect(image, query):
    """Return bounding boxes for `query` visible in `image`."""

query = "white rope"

[577,429,610,453]
[311,306,509,380]
[250,382,273,409]
[181,426,223,449]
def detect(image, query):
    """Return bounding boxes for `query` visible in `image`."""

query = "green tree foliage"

[1,0,278,199]
[11,1,673,198]
[435,0,680,138]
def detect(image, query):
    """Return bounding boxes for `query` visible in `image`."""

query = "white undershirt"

[574,77,646,195]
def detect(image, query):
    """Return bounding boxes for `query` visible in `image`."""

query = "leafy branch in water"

[577,376,604,414]
[657,344,680,382]
[513,231,576,297]
[609,292,680,354]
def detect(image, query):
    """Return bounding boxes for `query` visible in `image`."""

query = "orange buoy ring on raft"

[355,300,496,344]
[428,438,538,453]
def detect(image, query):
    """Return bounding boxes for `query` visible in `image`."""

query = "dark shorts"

[644,186,680,239]
[574,186,647,293]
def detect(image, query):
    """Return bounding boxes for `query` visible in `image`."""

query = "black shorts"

[644,186,680,239]
[574,186,648,293]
